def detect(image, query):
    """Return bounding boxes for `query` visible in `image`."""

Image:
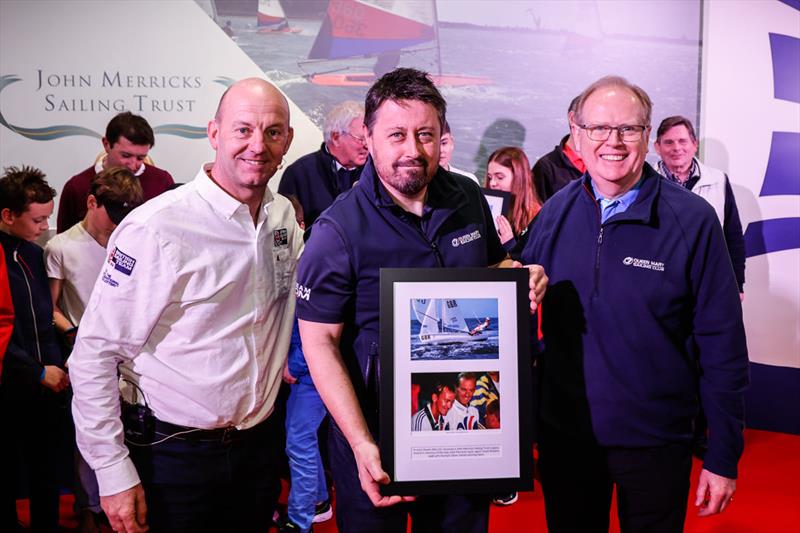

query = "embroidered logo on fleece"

[108,247,136,276]
[101,271,119,287]
[273,228,288,247]
[622,256,665,272]
[450,229,482,248]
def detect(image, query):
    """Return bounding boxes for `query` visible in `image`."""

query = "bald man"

[70,78,303,533]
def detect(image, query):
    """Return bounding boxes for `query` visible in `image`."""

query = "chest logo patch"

[622,256,665,272]
[273,228,288,247]
[108,247,136,276]
[451,229,482,248]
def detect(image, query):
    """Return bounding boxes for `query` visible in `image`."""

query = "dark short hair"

[0,165,56,215]
[364,68,446,134]
[568,95,580,114]
[656,115,697,143]
[574,75,653,126]
[105,111,155,148]
[442,120,452,135]
[457,372,476,385]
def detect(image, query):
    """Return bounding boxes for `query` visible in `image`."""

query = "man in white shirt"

[446,372,482,430]
[44,166,142,532]
[69,78,302,533]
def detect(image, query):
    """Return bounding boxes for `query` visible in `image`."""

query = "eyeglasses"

[578,124,648,142]
[342,131,367,145]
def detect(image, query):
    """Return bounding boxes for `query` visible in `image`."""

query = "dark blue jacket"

[522,163,749,479]
[296,159,506,429]
[0,231,63,396]
[278,143,363,228]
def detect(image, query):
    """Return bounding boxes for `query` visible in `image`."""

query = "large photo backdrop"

[1,0,797,433]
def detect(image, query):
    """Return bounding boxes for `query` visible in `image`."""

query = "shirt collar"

[95,155,145,177]
[657,158,699,184]
[194,163,273,220]
[590,174,644,209]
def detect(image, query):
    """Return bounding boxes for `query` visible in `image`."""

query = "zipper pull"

[597,227,604,245]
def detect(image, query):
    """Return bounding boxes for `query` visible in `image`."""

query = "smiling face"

[654,124,698,175]
[208,79,293,203]
[432,387,456,418]
[573,86,650,197]
[329,116,369,168]
[456,376,476,407]
[366,99,440,199]
[486,161,513,192]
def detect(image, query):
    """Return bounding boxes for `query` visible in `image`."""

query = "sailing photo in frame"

[379,268,533,496]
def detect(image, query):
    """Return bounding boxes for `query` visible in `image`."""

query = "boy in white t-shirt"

[44,166,142,532]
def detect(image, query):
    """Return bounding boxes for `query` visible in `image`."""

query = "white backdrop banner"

[0,0,322,220]
[701,0,800,371]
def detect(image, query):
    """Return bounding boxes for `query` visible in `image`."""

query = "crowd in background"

[0,67,747,533]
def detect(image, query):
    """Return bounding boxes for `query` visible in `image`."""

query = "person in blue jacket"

[0,166,69,533]
[280,198,332,533]
[295,68,547,533]
[522,76,749,533]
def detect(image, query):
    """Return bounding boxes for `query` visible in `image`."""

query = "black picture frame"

[379,267,533,496]
[481,188,512,222]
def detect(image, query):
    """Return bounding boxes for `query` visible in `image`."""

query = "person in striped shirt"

[412,382,456,431]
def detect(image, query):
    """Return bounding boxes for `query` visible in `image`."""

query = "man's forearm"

[299,320,374,449]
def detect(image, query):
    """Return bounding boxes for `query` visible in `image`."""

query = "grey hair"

[573,75,653,126]
[323,100,365,143]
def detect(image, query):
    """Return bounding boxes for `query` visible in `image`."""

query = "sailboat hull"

[419,331,488,345]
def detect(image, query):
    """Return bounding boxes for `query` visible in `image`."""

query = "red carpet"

[17,429,800,532]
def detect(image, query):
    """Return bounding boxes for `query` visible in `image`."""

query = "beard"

[382,157,434,196]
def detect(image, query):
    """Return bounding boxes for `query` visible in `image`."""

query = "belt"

[152,416,267,443]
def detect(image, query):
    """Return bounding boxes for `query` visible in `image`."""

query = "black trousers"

[538,425,692,533]
[127,414,283,533]
[0,389,64,533]
[328,422,490,533]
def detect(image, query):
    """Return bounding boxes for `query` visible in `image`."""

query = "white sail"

[412,299,430,323]
[418,299,439,336]
[442,299,470,333]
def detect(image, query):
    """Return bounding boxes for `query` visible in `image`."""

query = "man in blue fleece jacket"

[522,76,749,533]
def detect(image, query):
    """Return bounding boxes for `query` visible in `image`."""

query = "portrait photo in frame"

[379,268,533,496]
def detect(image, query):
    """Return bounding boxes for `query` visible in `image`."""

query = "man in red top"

[57,112,173,232]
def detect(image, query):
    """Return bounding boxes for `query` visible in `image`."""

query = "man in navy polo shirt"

[295,68,547,533]
[522,76,749,533]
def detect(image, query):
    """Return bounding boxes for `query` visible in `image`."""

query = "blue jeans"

[285,378,329,532]
[74,449,101,513]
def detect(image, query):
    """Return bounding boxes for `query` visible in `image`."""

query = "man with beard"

[295,68,547,532]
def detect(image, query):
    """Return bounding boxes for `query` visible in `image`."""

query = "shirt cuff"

[95,456,141,497]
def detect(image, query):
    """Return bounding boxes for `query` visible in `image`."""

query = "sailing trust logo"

[451,230,481,248]
[0,73,235,141]
[622,256,665,272]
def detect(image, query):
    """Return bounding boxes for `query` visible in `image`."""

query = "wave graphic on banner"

[0,75,236,141]
[743,25,800,258]
[0,75,101,140]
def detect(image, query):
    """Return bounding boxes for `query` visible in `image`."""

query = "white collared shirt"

[70,164,303,496]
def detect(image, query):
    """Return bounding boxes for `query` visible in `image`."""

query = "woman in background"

[486,147,542,260]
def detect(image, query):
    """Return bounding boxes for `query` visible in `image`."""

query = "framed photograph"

[481,188,512,225]
[379,268,533,496]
